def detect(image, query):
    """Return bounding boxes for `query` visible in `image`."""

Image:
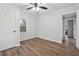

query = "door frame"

[62,12,77,39]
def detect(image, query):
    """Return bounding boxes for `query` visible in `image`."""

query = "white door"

[0,5,18,51]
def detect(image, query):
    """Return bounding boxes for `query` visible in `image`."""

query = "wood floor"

[0,37,79,56]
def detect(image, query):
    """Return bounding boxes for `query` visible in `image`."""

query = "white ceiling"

[12,3,79,14]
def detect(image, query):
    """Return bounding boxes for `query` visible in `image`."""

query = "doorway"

[68,20,74,38]
[62,12,76,50]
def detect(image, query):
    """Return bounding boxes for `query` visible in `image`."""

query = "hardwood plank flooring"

[0,37,79,56]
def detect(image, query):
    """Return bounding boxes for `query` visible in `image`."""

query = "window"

[20,19,26,32]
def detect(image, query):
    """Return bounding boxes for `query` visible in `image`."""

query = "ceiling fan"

[26,3,48,11]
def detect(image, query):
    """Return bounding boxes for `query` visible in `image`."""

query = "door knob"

[13,30,16,32]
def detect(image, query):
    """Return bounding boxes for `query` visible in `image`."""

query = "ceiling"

[12,3,79,14]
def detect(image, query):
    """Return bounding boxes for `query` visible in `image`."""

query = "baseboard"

[37,36,62,44]
[20,36,37,41]
[20,36,62,44]
[16,43,20,47]
[20,37,38,42]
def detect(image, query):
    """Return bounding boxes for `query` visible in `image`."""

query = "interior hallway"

[62,37,76,50]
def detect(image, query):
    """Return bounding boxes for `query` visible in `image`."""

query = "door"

[0,6,17,51]
[68,20,73,38]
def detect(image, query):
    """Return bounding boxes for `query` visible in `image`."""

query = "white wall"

[20,7,37,41]
[37,5,79,44]
[38,11,63,43]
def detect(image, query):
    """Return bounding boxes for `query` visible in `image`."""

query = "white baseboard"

[20,36,37,41]
[37,36,62,44]
[20,36,62,44]
[16,43,20,47]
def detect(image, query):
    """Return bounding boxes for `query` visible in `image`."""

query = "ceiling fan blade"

[40,6,48,10]
[27,7,33,10]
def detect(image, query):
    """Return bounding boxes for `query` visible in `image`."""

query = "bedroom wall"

[20,7,37,41]
[37,4,79,45]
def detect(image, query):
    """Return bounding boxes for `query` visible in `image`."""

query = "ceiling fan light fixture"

[27,3,48,12]
[32,7,35,11]
[32,7,40,11]
[36,7,40,11]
